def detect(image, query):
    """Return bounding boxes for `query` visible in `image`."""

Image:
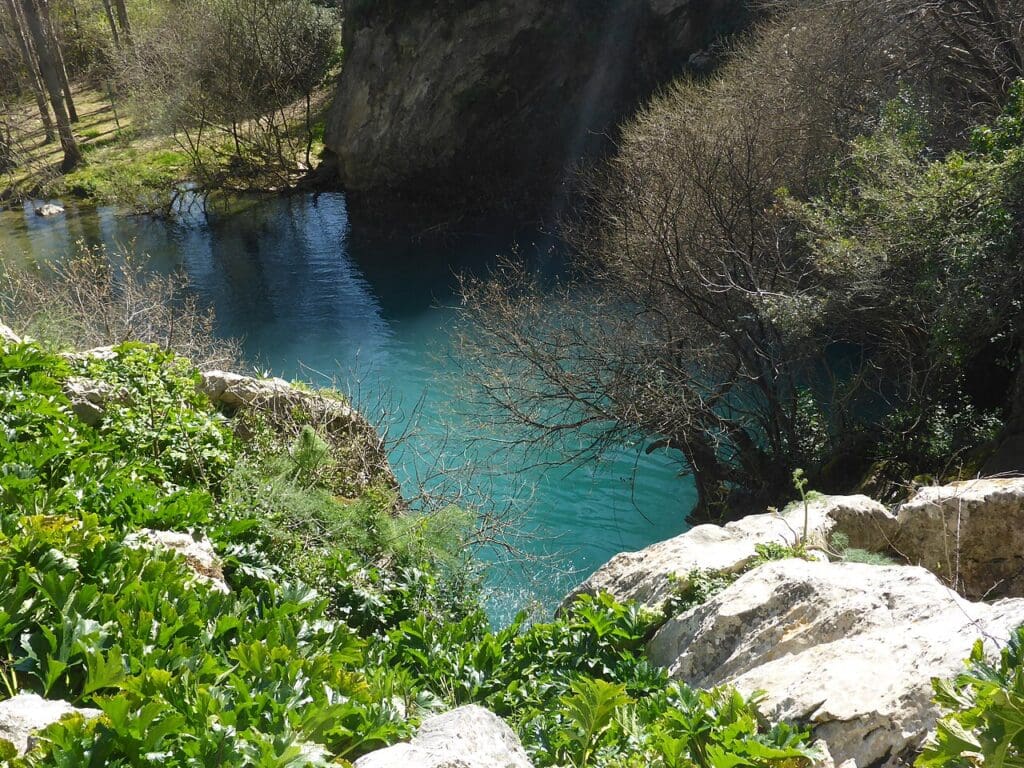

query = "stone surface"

[324,0,748,220]
[563,495,896,610]
[124,529,230,593]
[33,203,64,217]
[0,693,100,755]
[62,376,116,426]
[354,705,533,768]
[0,322,21,344]
[648,559,1024,767]
[200,369,294,409]
[200,369,395,493]
[895,477,1024,599]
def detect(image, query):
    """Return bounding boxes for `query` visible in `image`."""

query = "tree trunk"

[99,0,119,48]
[19,0,79,170]
[39,0,77,122]
[111,0,130,44]
[980,349,1024,476]
[0,115,14,172]
[3,0,55,142]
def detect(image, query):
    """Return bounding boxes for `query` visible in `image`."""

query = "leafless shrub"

[458,0,1024,523]
[1,240,243,369]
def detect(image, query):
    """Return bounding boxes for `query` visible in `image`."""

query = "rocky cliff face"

[573,479,1024,766]
[324,0,748,222]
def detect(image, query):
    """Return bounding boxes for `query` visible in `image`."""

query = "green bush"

[919,627,1024,768]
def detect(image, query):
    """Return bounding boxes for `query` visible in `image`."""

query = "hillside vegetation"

[0,335,827,766]
[458,0,1024,523]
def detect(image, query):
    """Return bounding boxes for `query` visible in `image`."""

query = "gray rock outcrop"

[200,369,395,493]
[63,376,118,426]
[563,495,896,610]
[895,477,1024,599]
[323,0,748,220]
[33,203,64,217]
[0,693,100,755]
[648,559,1024,767]
[354,705,533,768]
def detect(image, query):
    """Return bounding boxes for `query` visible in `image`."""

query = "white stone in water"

[33,203,64,217]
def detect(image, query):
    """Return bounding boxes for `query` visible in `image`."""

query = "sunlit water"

[0,193,695,624]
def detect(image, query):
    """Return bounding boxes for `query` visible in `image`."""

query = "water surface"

[0,193,695,623]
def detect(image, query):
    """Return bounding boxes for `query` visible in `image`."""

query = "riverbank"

[0,323,1018,767]
[0,194,695,623]
[1,82,335,211]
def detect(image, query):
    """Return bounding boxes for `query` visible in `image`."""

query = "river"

[0,192,695,624]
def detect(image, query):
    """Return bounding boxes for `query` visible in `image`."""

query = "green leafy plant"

[919,629,1024,768]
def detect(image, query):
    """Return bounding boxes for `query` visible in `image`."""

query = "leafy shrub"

[919,627,1024,768]
[664,543,812,619]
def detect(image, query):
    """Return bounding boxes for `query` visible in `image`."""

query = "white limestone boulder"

[563,495,896,610]
[895,477,1024,599]
[124,529,229,593]
[354,705,533,768]
[648,559,1024,767]
[0,322,21,344]
[0,693,100,755]
[199,369,294,409]
[200,369,394,493]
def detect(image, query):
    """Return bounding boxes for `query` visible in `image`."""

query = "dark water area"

[0,192,695,624]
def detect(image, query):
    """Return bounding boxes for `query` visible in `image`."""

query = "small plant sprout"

[793,468,810,545]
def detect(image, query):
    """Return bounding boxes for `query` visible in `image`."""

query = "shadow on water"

[0,192,695,625]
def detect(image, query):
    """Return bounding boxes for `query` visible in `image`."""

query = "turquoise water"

[0,193,695,623]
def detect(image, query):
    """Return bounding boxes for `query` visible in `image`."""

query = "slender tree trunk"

[304,91,312,168]
[111,0,130,45]
[19,0,79,170]
[3,0,55,142]
[39,0,77,122]
[0,113,14,172]
[99,0,119,48]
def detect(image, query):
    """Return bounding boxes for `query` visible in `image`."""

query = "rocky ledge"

[571,477,1024,767]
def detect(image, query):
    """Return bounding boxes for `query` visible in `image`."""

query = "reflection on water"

[0,193,695,624]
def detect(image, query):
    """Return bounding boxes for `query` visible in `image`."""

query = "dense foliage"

[920,628,1024,768]
[0,338,818,767]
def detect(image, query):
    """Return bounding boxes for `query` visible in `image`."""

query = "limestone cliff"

[324,0,749,222]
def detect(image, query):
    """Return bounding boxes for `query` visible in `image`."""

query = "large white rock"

[200,370,295,409]
[648,559,1024,767]
[0,322,21,344]
[33,203,64,217]
[0,693,100,755]
[354,705,533,768]
[124,529,229,593]
[200,369,394,493]
[896,477,1024,599]
[563,495,896,610]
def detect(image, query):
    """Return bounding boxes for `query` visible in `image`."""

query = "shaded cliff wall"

[324,0,749,222]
